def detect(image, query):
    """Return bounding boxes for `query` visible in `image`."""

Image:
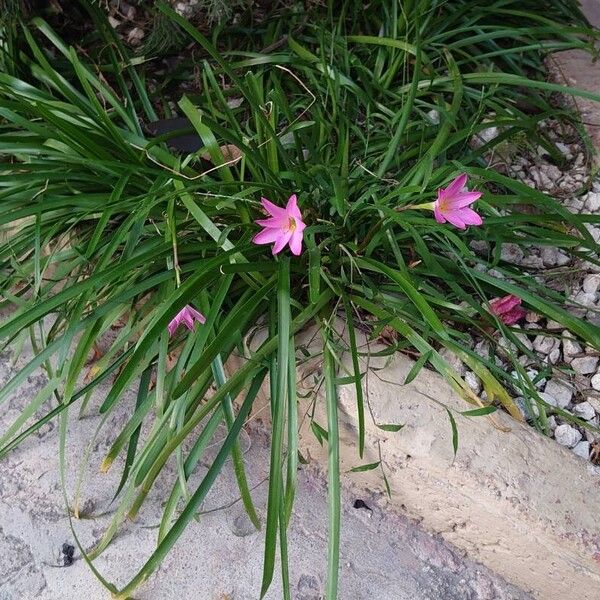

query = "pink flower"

[489,295,526,325]
[253,194,306,256]
[434,173,482,229]
[168,305,206,336]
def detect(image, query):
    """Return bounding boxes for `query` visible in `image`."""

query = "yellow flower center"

[286,217,297,232]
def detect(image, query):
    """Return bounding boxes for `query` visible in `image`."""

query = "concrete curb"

[266,333,600,600]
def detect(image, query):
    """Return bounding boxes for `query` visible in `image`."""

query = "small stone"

[513,329,533,352]
[498,336,517,355]
[584,192,600,212]
[555,250,571,266]
[571,355,599,375]
[585,395,600,413]
[229,511,258,537]
[586,310,600,326]
[572,401,596,421]
[515,396,539,420]
[547,347,561,365]
[572,441,590,459]
[518,354,535,367]
[554,424,582,447]
[477,125,500,145]
[586,224,600,243]
[297,574,322,600]
[543,164,562,182]
[126,27,145,45]
[439,348,467,376]
[585,419,600,443]
[565,197,585,212]
[543,379,573,407]
[590,373,600,391]
[464,371,482,395]
[427,109,440,124]
[555,142,573,159]
[562,332,582,363]
[539,391,563,409]
[511,368,545,390]
[546,320,562,330]
[583,274,600,295]
[573,290,596,307]
[541,247,559,266]
[533,335,559,355]
[547,416,558,431]
[525,311,540,323]
[474,340,490,359]
[500,243,524,264]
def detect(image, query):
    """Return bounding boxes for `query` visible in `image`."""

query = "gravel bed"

[465,118,600,464]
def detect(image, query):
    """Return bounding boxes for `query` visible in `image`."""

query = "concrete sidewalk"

[0,349,529,600]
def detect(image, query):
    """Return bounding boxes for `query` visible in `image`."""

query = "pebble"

[572,401,596,421]
[591,373,600,392]
[555,142,573,159]
[547,347,561,365]
[513,330,533,352]
[585,396,600,413]
[541,247,560,266]
[439,348,467,376]
[427,109,440,125]
[515,397,539,420]
[500,243,525,264]
[498,337,517,355]
[546,320,562,330]
[554,424,582,448]
[573,290,596,307]
[543,379,573,408]
[547,416,558,431]
[464,371,482,395]
[584,191,600,212]
[571,355,599,375]
[474,340,490,359]
[582,274,600,294]
[525,311,540,323]
[562,332,582,363]
[586,224,600,243]
[555,250,571,266]
[572,441,590,459]
[539,391,564,409]
[229,511,258,537]
[511,368,545,390]
[532,335,558,355]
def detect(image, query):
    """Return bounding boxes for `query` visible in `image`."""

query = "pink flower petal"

[490,295,521,315]
[261,197,287,217]
[272,230,293,254]
[256,216,288,228]
[253,228,282,245]
[443,173,469,198]
[187,306,206,324]
[168,305,205,336]
[447,191,482,208]
[433,204,446,223]
[286,194,302,219]
[502,306,527,325]
[443,210,466,229]
[459,207,483,226]
[289,229,303,255]
[168,318,179,336]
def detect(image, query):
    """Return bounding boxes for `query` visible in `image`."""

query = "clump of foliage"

[0,0,599,598]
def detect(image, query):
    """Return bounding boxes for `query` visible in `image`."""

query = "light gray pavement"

[0,347,530,600]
